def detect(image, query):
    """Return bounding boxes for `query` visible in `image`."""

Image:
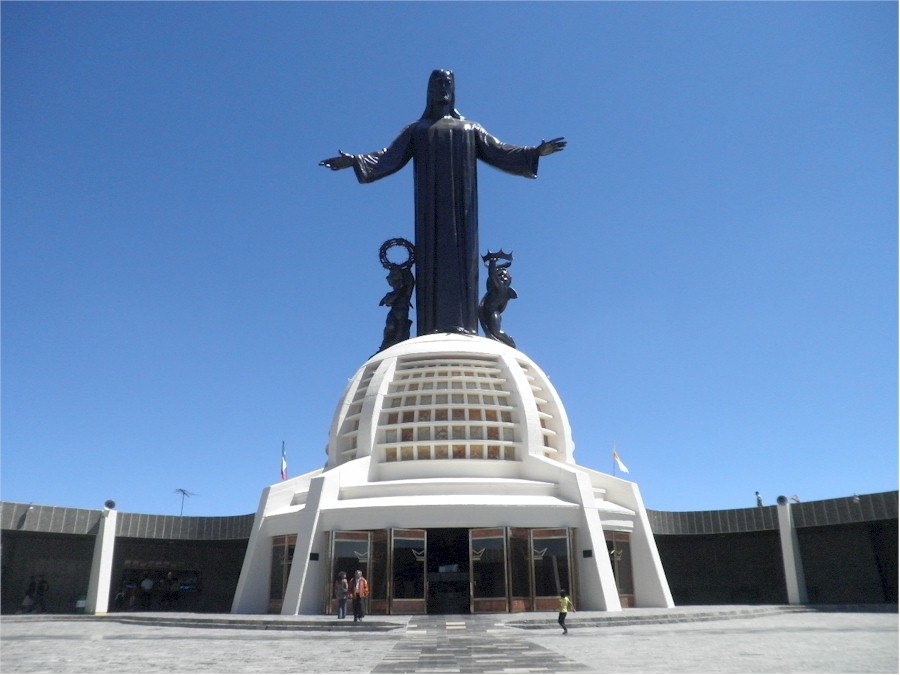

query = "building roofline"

[3,490,896,539]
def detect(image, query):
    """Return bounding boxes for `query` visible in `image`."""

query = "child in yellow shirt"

[558,590,574,634]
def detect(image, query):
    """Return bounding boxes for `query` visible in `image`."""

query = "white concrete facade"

[232,334,673,615]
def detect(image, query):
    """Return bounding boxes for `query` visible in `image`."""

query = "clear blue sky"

[2,2,896,517]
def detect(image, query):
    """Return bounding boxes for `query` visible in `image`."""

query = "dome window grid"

[378,355,520,464]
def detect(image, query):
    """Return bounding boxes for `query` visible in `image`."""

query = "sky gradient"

[2,1,897,516]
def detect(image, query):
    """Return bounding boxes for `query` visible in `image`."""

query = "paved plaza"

[1,606,896,674]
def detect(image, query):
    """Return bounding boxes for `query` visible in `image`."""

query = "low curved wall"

[2,492,896,613]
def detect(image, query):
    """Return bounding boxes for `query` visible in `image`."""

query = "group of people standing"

[333,570,369,622]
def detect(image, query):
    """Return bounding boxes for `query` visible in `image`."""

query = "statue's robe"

[351,116,541,336]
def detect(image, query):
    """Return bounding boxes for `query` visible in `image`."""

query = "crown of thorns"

[482,249,513,266]
[379,238,415,270]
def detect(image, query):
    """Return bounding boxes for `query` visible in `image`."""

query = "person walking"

[557,590,574,634]
[334,571,349,619]
[349,569,369,622]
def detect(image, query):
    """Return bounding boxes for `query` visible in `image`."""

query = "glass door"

[329,531,370,615]
[391,529,427,614]
[607,532,634,607]
[531,528,572,611]
[471,528,508,613]
[507,528,533,612]
[269,535,296,614]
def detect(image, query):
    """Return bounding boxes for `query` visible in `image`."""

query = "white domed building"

[232,333,673,615]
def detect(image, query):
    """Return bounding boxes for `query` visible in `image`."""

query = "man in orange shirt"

[350,569,369,622]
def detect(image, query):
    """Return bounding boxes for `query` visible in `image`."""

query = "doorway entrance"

[426,528,469,614]
[321,526,578,615]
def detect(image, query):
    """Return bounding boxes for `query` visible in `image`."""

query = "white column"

[85,507,117,614]
[776,497,808,604]
[281,473,337,615]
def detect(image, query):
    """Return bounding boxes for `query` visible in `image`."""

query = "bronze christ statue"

[320,69,565,337]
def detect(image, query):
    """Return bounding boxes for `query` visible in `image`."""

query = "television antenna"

[174,488,198,516]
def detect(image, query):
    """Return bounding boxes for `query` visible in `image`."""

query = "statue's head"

[422,69,462,120]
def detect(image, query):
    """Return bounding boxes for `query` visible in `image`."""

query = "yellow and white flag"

[613,449,629,474]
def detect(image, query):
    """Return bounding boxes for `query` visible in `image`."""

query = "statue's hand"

[537,137,567,156]
[319,151,356,170]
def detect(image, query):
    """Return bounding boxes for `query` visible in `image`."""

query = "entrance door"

[329,531,369,616]
[426,528,469,614]
[531,528,573,611]
[391,529,426,614]
[471,528,508,613]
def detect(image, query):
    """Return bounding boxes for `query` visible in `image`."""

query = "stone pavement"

[0,605,896,674]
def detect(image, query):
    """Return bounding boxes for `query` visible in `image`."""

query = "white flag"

[613,450,629,474]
